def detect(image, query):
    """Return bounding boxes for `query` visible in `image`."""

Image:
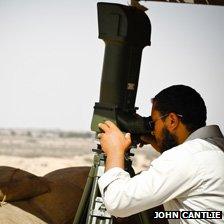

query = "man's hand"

[98,121,132,171]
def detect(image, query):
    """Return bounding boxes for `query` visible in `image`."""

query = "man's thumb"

[125,133,132,145]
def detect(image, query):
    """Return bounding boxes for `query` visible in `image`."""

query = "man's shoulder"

[159,139,211,162]
[159,138,223,166]
[151,141,201,174]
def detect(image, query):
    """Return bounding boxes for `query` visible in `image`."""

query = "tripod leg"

[85,172,100,224]
[86,157,112,223]
[73,166,95,224]
[73,151,113,224]
[85,153,113,224]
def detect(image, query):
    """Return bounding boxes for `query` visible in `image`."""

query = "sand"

[0,130,160,176]
[0,148,159,176]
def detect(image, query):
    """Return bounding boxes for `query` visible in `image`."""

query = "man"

[97,85,224,223]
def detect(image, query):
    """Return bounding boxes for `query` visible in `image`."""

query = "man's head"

[150,85,207,153]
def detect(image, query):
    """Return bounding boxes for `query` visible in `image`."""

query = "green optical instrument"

[91,2,152,142]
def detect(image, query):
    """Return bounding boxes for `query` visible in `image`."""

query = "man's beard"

[159,127,179,153]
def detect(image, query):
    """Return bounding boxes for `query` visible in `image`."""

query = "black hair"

[152,85,207,133]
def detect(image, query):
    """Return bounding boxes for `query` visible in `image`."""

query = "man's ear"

[166,113,180,131]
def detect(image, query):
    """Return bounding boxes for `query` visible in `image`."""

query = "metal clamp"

[90,197,111,219]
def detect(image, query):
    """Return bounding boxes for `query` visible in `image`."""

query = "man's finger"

[125,133,131,139]
[97,133,103,139]
[104,120,115,127]
[124,133,132,148]
[105,120,121,130]
[98,123,110,132]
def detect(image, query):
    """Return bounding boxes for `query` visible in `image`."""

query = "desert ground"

[0,129,160,176]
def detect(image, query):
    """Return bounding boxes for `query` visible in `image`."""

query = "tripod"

[73,144,152,224]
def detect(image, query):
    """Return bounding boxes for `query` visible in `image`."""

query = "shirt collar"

[186,125,223,141]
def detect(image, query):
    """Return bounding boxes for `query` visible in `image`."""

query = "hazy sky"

[0,0,223,132]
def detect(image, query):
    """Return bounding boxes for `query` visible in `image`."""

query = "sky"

[0,0,223,132]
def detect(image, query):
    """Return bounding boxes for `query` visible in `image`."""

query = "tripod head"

[91,2,152,143]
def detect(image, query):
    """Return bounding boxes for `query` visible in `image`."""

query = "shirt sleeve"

[98,145,198,217]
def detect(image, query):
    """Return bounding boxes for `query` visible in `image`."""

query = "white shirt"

[98,125,224,223]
